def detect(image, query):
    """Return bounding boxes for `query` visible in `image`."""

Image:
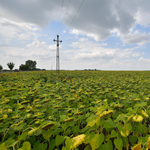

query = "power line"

[58,0,72,35]
[62,0,85,40]
[55,0,65,37]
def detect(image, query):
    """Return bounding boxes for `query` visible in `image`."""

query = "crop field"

[1,71,150,150]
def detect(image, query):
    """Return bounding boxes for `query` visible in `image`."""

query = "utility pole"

[53,35,62,73]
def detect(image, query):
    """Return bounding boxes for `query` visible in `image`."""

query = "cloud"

[1,0,150,70]
[0,0,57,28]
[121,30,150,45]
[68,39,142,63]
[106,57,150,70]
[0,18,39,44]
[1,0,150,44]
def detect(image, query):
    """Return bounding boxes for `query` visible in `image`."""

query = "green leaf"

[64,138,72,150]
[18,132,28,141]
[110,130,118,138]
[14,124,24,131]
[0,128,7,133]
[34,128,42,136]
[126,123,132,132]
[129,135,137,146]
[98,140,113,150]
[0,143,7,150]
[48,139,55,150]
[103,119,116,128]
[134,124,145,134]
[117,124,124,132]
[90,133,104,150]
[42,129,53,140]
[96,102,108,115]
[62,123,69,131]
[72,126,79,134]
[4,138,16,148]
[65,128,71,135]
[18,141,31,150]
[87,119,97,127]
[27,136,36,146]
[84,145,91,150]
[33,140,47,150]
[114,139,123,150]
[83,133,92,144]
[55,135,65,146]
[134,102,146,108]
[60,115,68,122]
[53,128,63,135]
[138,135,149,145]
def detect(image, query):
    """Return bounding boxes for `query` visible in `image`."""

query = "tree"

[7,62,15,70]
[19,64,29,71]
[25,60,37,70]
[0,65,3,71]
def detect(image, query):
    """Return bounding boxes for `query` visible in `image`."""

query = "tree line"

[0,60,38,71]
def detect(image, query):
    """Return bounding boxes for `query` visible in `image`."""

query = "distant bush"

[3,69,10,71]
[14,69,19,72]
[19,64,29,71]
[0,65,3,71]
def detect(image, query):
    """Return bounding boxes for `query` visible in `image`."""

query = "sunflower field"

[0,71,150,150]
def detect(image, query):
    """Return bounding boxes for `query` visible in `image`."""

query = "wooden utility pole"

[53,35,62,73]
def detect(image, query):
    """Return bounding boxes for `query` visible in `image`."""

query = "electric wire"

[58,0,72,35]
[55,0,65,37]
[62,0,85,40]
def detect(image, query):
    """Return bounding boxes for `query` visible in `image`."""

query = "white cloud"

[1,0,150,70]
[121,30,150,45]
[0,18,39,44]
[1,0,150,45]
[68,39,141,62]
[26,41,46,48]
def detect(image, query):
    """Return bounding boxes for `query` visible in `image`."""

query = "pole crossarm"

[53,35,62,73]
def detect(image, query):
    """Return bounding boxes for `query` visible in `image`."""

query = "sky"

[0,0,150,70]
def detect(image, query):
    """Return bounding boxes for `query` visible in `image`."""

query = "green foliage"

[7,62,15,70]
[25,60,37,70]
[19,64,29,71]
[0,71,150,149]
[18,141,31,150]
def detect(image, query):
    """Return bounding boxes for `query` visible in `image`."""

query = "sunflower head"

[71,90,76,93]
[99,110,113,118]
[70,134,85,150]
[64,118,74,123]
[134,98,140,101]
[131,143,141,150]
[3,114,8,119]
[132,115,143,122]
[18,106,25,110]
[26,114,31,119]
[21,100,30,105]
[42,122,55,130]
[54,105,61,109]
[69,98,75,102]
[141,110,149,118]
[56,97,62,101]
[28,128,39,136]
[147,136,150,149]
[74,111,82,116]
[42,99,49,103]
[7,109,13,113]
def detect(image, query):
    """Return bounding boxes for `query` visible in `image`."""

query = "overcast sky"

[0,0,150,70]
